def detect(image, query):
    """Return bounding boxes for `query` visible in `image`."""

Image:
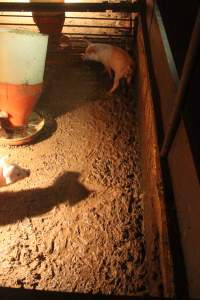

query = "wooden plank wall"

[0,0,135,46]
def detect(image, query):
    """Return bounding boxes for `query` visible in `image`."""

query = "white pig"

[0,156,30,187]
[81,39,134,94]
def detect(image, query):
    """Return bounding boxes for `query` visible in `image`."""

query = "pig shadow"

[0,172,92,226]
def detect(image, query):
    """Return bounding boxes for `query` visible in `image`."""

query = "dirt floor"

[0,39,147,296]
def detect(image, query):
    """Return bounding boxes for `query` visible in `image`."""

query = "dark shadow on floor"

[0,172,92,226]
[23,110,58,146]
[38,55,114,119]
[0,287,171,300]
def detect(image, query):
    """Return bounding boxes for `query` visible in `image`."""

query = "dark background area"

[157,0,200,179]
[157,0,199,75]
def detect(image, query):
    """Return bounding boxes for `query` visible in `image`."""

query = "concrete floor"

[0,40,147,296]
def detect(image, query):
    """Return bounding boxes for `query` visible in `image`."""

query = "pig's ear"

[5,177,12,185]
[0,155,8,167]
[0,111,8,118]
[81,53,85,60]
[87,47,96,55]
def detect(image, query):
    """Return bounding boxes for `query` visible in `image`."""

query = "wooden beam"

[0,2,140,13]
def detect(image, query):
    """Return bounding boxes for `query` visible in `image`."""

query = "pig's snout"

[81,53,86,60]
[81,52,93,61]
[124,65,134,85]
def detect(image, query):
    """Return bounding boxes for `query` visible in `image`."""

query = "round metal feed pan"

[0,111,45,146]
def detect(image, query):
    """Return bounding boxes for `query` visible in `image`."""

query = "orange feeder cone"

[0,28,48,127]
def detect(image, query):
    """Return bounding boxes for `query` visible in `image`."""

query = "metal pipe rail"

[0,1,140,13]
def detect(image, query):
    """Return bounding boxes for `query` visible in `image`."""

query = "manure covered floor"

[0,39,147,296]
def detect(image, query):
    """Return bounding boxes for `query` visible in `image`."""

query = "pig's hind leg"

[108,74,120,94]
[103,65,112,79]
